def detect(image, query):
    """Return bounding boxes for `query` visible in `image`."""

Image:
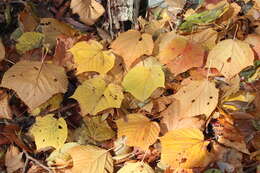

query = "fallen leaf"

[173,79,219,118]
[160,128,211,168]
[206,39,254,79]
[30,114,68,150]
[245,34,260,59]
[122,65,165,102]
[5,145,24,173]
[71,76,123,115]
[111,30,154,68]
[0,39,5,61]
[68,40,115,74]
[70,0,105,25]
[158,35,205,75]
[116,113,160,150]
[16,32,44,54]
[0,91,12,119]
[1,60,68,111]
[18,10,38,32]
[67,145,113,173]
[117,162,154,173]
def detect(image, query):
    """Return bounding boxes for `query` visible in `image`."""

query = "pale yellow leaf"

[111,30,154,68]
[1,61,68,111]
[116,113,160,150]
[122,65,165,102]
[71,76,123,115]
[68,40,115,74]
[30,114,68,150]
[67,145,113,173]
[70,0,105,25]
[206,39,254,79]
[118,162,154,173]
[5,145,24,173]
[173,79,219,118]
[160,128,211,168]
[0,91,12,119]
[0,39,5,61]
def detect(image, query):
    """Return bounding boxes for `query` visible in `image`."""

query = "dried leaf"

[30,114,68,150]
[70,0,105,25]
[116,113,160,150]
[206,39,254,79]
[111,30,154,68]
[67,145,113,173]
[0,91,12,119]
[5,145,24,173]
[160,128,211,168]
[173,79,219,118]
[1,60,68,111]
[68,40,115,74]
[0,39,5,61]
[71,76,123,115]
[122,65,165,102]
[16,32,44,54]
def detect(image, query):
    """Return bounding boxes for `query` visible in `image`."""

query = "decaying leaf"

[30,114,68,150]
[116,113,160,150]
[1,60,68,111]
[206,39,254,79]
[160,128,211,168]
[5,145,24,173]
[70,0,105,25]
[67,145,113,173]
[173,79,219,118]
[111,30,154,68]
[122,65,165,102]
[68,40,115,74]
[158,35,205,75]
[0,91,12,119]
[117,162,154,173]
[0,39,5,61]
[71,76,123,115]
[16,32,44,54]
[245,34,260,59]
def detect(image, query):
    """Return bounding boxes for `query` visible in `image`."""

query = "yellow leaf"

[0,39,5,61]
[16,32,44,54]
[122,65,165,101]
[71,76,123,115]
[160,128,211,168]
[116,113,160,150]
[68,40,115,75]
[67,145,113,173]
[206,39,254,79]
[173,79,219,118]
[1,61,68,111]
[118,162,154,173]
[30,114,68,150]
[111,30,154,68]
[70,0,105,25]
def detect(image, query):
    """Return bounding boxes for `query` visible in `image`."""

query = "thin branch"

[107,0,114,39]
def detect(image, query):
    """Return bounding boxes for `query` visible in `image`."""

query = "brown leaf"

[5,145,24,173]
[0,90,12,119]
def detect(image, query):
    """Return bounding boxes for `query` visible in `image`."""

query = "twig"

[23,151,53,173]
[107,0,114,39]
[48,103,78,115]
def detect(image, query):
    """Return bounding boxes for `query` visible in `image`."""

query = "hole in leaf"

[58,125,62,129]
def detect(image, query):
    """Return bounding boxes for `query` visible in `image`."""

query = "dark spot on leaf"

[209,96,213,99]
[11,75,15,77]
[207,102,210,105]
[33,66,39,70]
[138,37,143,41]
[58,125,62,129]
[54,78,58,82]
[43,139,45,142]
[180,158,187,163]
[227,57,231,63]
[191,99,195,103]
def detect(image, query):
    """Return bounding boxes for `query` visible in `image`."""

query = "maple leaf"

[71,76,123,115]
[67,145,113,173]
[68,40,115,75]
[116,113,160,150]
[111,30,154,68]
[122,65,165,102]
[206,39,254,79]
[160,128,212,168]
[1,60,68,111]
[30,114,68,150]
[70,0,105,25]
